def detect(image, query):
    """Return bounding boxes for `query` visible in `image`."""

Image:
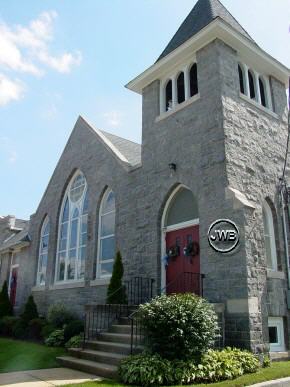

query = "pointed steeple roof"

[157,0,255,62]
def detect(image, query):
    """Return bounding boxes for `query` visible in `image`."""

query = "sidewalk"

[0,367,100,387]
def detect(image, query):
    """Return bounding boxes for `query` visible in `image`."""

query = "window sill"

[156,93,200,122]
[31,286,46,292]
[267,270,285,280]
[49,281,85,290]
[239,93,279,120]
[90,278,111,287]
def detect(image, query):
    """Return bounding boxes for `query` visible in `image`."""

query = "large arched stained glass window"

[56,171,88,282]
[97,189,116,278]
[37,216,50,285]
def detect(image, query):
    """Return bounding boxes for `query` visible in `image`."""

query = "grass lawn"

[63,361,290,387]
[0,338,66,373]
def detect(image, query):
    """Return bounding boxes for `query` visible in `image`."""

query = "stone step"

[57,356,118,379]
[99,332,132,345]
[85,340,132,355]
[69,348,126,366]
[118,317,131,325]
[110,324,131,334]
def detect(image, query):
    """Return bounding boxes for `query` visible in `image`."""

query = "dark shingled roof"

[0,224,30,252]
[101,130,141,167]
[157,0,255,62]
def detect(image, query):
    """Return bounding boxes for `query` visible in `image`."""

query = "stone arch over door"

[160,184,200,294]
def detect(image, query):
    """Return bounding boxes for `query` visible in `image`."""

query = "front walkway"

[0,367,100,386]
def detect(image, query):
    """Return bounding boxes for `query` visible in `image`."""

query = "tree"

[21,295,39,324]
[106,251,127,304]
[0,281,13,318]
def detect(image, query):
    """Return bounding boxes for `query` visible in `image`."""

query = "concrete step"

[118,317,131,325]
[99,332,132,344]
[270,351,290,362]
[69,348,126,366]
[57,356,118,379]
[110,324,131,334]
[85,340,132,355]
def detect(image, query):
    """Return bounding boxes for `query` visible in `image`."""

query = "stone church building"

[0,0,289,355]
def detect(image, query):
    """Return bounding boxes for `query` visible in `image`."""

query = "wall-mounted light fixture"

[168,163,177,172]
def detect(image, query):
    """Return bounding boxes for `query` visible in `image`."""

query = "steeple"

[157,0,255,62]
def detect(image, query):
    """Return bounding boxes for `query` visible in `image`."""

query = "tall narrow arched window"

[262,200,278,271]
[165,80,173,111]
[248,70,256,100]
[97,189,116,278]
[177,72,185,104]
[238,64,245,94]
[37,216,50,285]
[190,63,198,97]
[56,171,88,282]
[259,77,267,107]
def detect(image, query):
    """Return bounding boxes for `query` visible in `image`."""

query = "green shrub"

[106,251,127,304]
[21,295,39,324]
[0,316,19,336]
[45,329,65,347]
[119,353,174,386]
[47,303,75,328]
[12,319,27,339]
[28,318,46,340]
[65,334,83,349]
[263,354,271,368]
[41,323,55,339]
[0,281,13,318]
[64,320,84,342]
[139,293,219,360]
[119,348,260,386]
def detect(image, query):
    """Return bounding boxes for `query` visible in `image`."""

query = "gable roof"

[79,116,141,169]
[157,0,255,62]
[0,222,30,252]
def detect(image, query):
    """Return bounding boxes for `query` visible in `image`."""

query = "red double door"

[165,225,201,295]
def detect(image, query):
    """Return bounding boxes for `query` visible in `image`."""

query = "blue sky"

[0,0,289,220]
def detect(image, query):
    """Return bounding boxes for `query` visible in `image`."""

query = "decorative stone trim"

[267,270,285,280]
[239,93,279,120]
[156,93,200,122]
[90,278,110,287]
[31,286,46,292]
[49,281,85,290]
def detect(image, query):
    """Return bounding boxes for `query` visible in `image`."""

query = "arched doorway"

[161,185,201,295]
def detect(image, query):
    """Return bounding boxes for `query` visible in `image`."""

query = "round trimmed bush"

[28,318,46,340]
[139,293,219,360]
[64,320,84,342]
[0,316,19,336]
[65,334,83,349]
[47,303,75,328]
[45,329,65,347]
[12,319,27,339]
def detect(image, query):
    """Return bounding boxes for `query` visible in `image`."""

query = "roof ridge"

[100,130,141,146]
[157,0,255,62]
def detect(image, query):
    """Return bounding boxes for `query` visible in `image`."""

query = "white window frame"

[263,200,278,272]
[268,317,285,352]
[55,170,88,284]
[36,216,50,286]
[159,58,198,115]
[96,188,116,279]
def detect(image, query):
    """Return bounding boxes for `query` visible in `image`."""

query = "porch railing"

[83,276,155,345]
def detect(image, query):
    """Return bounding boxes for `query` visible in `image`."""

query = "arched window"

[97,189,116,278]
[165,80,173,111]
[165,187,199,227]
[238,64,245,94]
[248,70,256,100]
[37,216,50,285]
[56,171,88,282]
[262,200,278,271]
[190,63,198,97]
[259,77,267,107]
[177,72,185,104]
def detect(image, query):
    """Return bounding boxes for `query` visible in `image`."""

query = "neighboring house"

[0,216,30,313]
[0,0,289,356]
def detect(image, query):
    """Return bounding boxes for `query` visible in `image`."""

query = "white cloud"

[0,73,25,106]
[0,10,82,106]
[104,111,123,128]
[8,150,18,164]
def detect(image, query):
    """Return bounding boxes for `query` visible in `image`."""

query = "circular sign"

[208,219,239,253]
